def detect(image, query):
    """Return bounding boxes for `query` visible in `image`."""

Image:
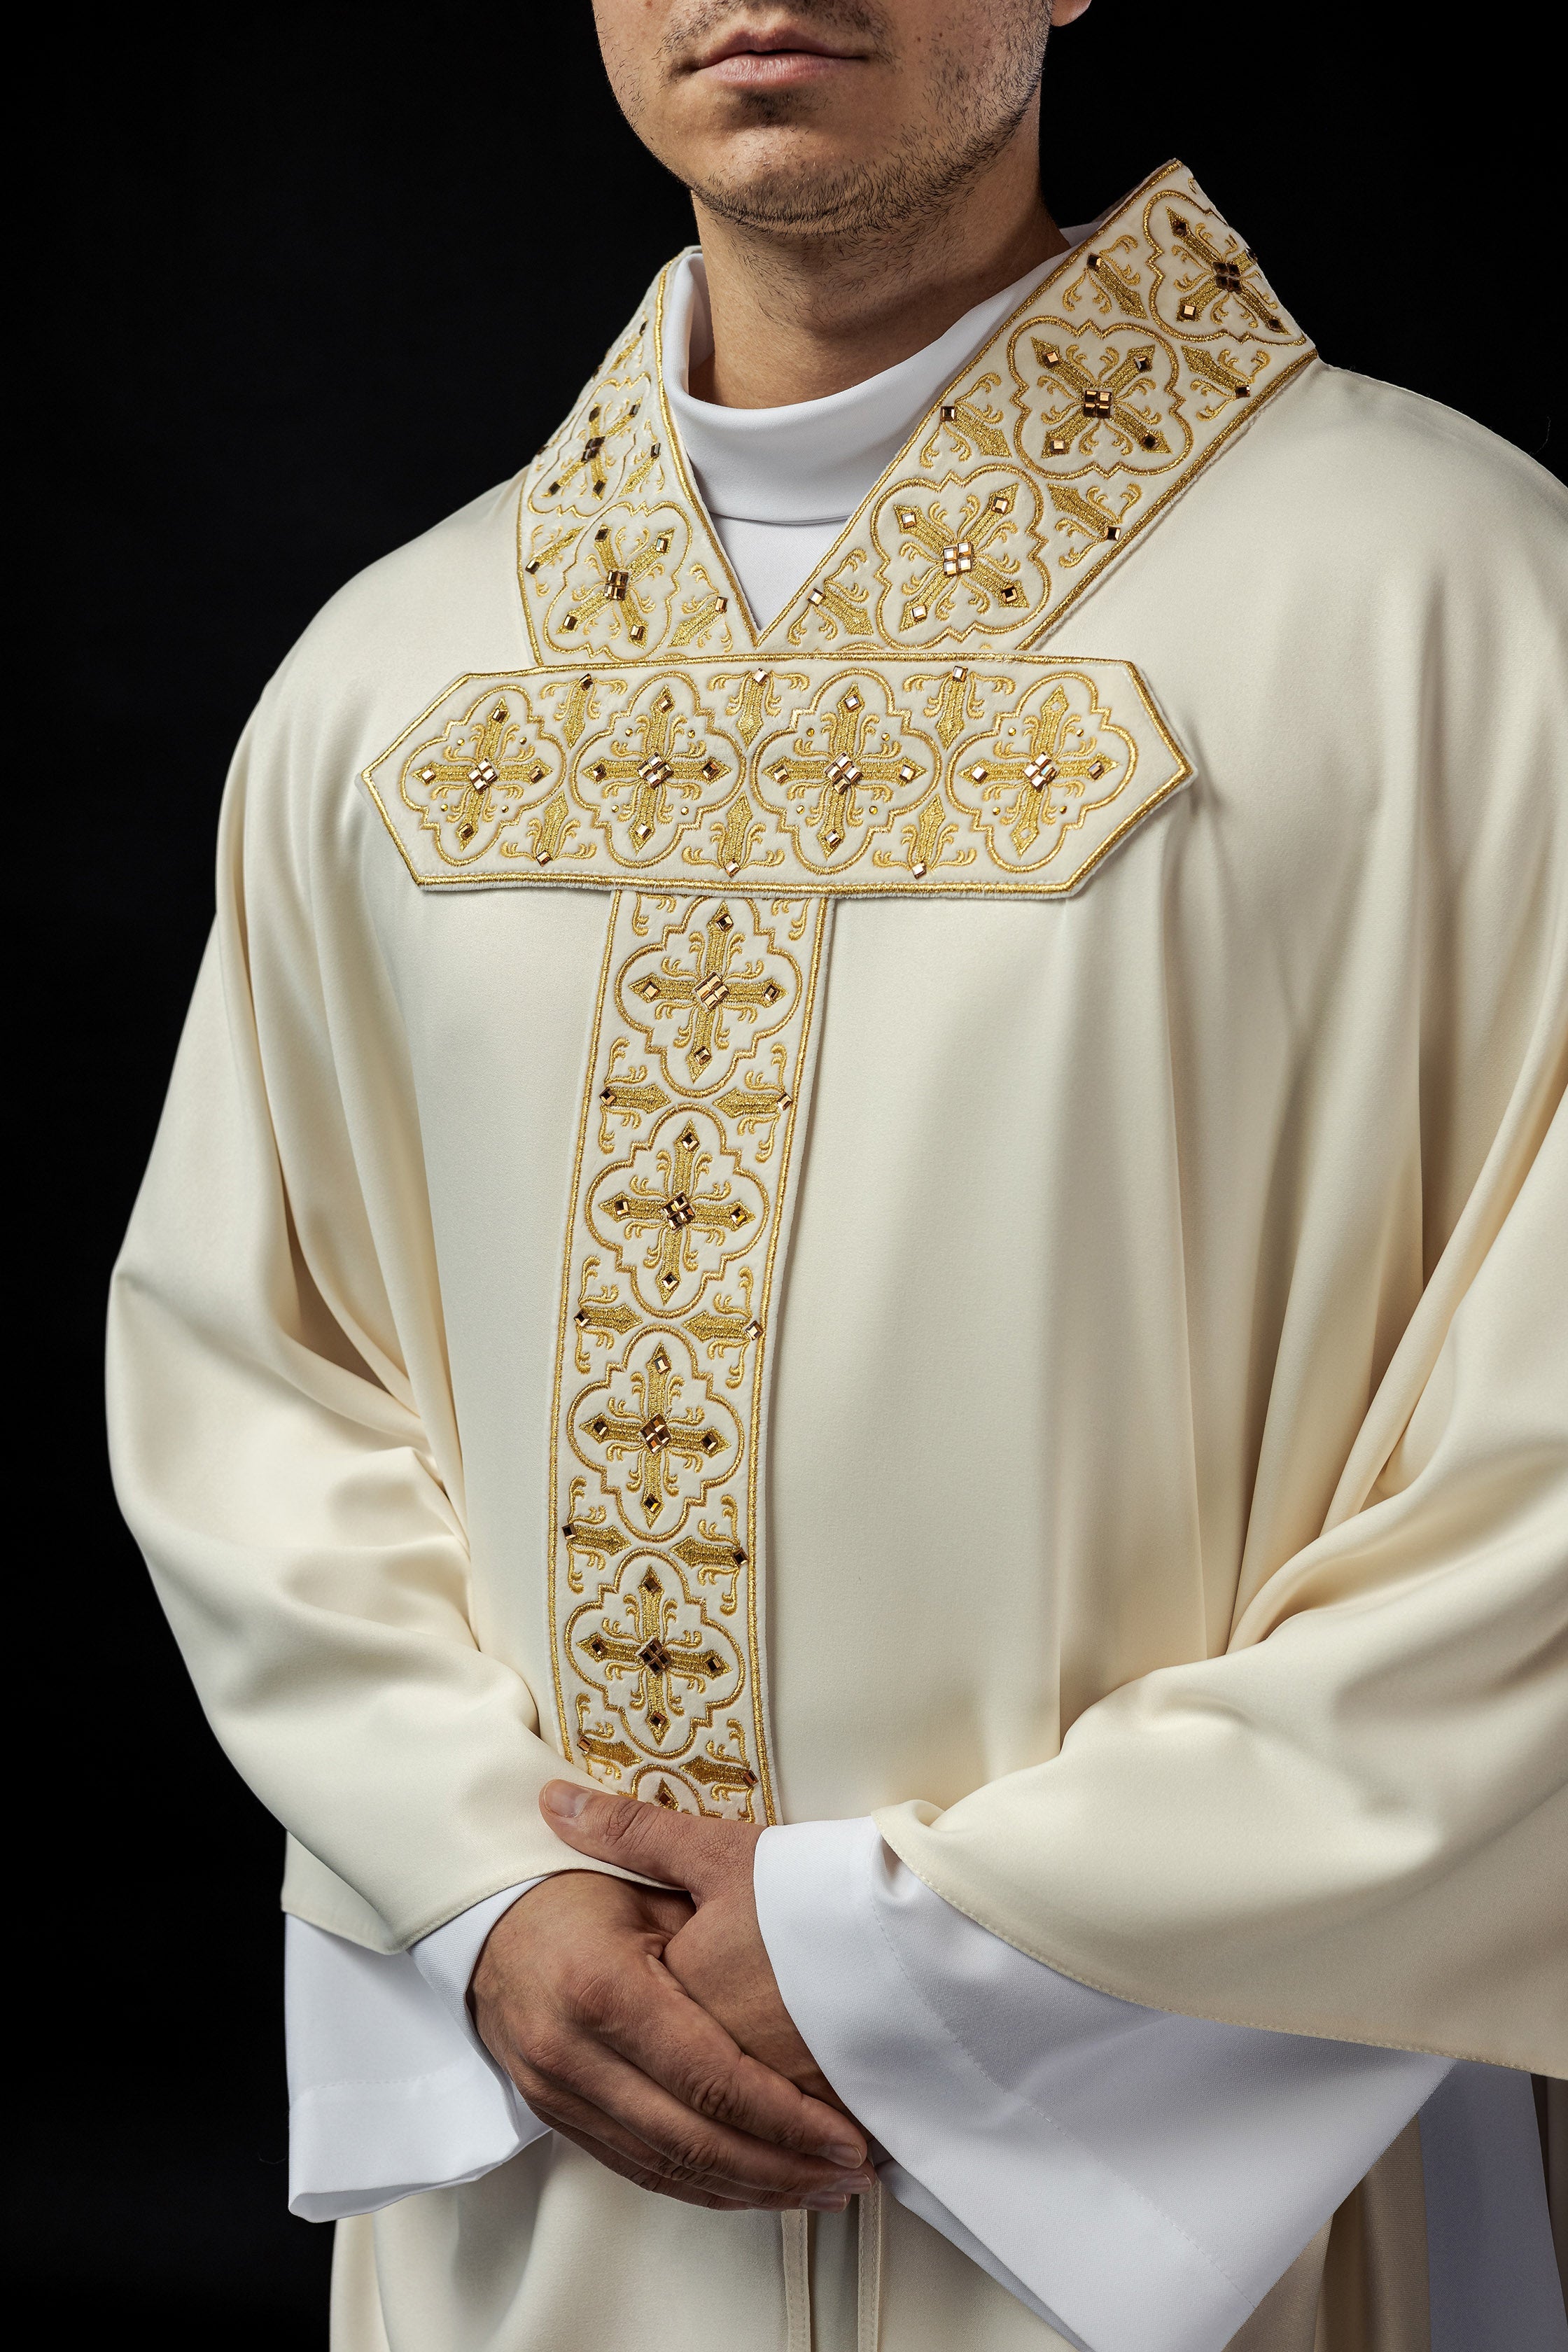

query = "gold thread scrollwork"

[398,685,563,864]
[752,671,937,872]
[549,891,827,1819]
[947,671,1137,871]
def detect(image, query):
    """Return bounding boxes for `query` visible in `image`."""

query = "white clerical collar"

[662,235,1089,529]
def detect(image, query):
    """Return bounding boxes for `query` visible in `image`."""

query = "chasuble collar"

[363,160,1312,899]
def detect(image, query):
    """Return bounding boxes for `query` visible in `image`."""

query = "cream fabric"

[758,1819,1450,2352]
[109,162,1567,2351]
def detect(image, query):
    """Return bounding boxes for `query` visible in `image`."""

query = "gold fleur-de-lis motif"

[570,1261,640,1369]
[909,663,990,747]
[596,1041,671,1147]
[1163,211,1284,334]
[785,557,872,645]
[560,1478,631,1590]
[1031,335,1170,459]
[1079,244,1148,318]
[892,489,1028,630]
[704,791,774,879]
[710,1047,791,1161]
[766,685,925,858]
[503,787,582,867]
[715,667,785,746]
[680,1723,760,1795]
[876,791,965,881]
[1046,479,1140,566]
[918,379,1011,466]
[670,584,732,650]
[684,1277,764,1387]
[544,671,617,749]
[574,1694,640,1776]
[583,685,729,851]
[1178,340,1261,412]
[671,1499,748,1599]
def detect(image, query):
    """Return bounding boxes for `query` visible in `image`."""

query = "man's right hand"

[470,1869,875,2212]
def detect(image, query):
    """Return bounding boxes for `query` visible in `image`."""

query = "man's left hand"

[541,1782,856,2120]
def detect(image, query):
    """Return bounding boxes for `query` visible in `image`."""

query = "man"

[108,3,1567,2348]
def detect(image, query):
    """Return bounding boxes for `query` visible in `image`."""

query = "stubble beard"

[666,1,1051,251]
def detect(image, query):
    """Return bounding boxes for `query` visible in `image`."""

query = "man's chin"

[687,147,914,238]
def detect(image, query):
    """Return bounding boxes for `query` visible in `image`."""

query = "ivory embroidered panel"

[354,158,1310,1818]
[516,158,1312,662]
[549,891,827,1817]
[362,656,1190,895]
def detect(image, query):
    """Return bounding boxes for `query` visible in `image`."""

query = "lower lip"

[699,50,856,88]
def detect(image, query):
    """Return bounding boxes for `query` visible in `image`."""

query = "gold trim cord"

[549,891,829,1819]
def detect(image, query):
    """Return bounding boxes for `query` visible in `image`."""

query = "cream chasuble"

[109,160,1567,2352]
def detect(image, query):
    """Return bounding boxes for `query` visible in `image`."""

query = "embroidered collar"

[364,161,1310,897]
[517,158,1311,660]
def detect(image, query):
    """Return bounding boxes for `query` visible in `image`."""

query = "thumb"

[541,1778,720,1889]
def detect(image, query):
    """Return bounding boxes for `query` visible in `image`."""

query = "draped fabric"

[108,160,1566,2349]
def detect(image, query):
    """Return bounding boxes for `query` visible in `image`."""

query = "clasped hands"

[470,1782,874,2212]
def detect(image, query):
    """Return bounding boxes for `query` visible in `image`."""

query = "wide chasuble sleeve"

[108,162,1567,2067]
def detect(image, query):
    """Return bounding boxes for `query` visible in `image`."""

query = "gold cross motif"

[563,520,675,645]
[584,687,727,847]
[411,699,550,847]
[575,1562,732,1744]
[540,396,643,503]
[626,904,788,1082]
[580,1340,729,1527]
[1164,214,1283,334]
[1031,337,1170,458]
[598,1119,756,1306]
[768,686,920,855]
[960,682,1117,855]
[893,493,1026,629]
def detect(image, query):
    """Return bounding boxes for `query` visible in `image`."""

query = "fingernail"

[806,2192,848,2211]
[820,2140,863,2166]
[542,1781,589,1819]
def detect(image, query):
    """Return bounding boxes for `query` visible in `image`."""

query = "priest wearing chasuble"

[107,3,1567,2348]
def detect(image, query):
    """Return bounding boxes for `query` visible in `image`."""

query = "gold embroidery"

[549,892,828,1816]
[757,672,934,867]
[509,162,1310,673]
[366,657,1188,897]
[363,160,1312,1831]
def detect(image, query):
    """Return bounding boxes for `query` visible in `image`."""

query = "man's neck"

[687,102,1066,409]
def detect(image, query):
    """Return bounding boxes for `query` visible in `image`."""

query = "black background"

[24,5,1560,2343]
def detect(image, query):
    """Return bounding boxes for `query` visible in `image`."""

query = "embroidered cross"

[1031,338,1170,458]
[960,682,1116,855]
[601,1121,755,1304]
[540,396,643,502]
[1165,215,1283,333]
[580,1343,729,1527]
[893,494,1026,629]
[577,1563,731,1744]
[562,521,675,645]
[768,687,920,856]
[629,904,786,1081]
[412,700,549,846]
[584,688,727,847]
